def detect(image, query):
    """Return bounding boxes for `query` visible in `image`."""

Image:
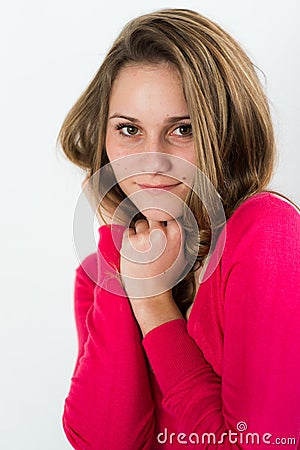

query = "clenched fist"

[120,218,187,300]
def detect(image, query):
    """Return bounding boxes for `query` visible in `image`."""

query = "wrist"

[129,291,183,337]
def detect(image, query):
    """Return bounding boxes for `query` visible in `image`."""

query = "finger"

[164,218,185,240]
[147,219,166,229]
[135,219,149,233]
[165,217,182,227]
[121,227,136,253]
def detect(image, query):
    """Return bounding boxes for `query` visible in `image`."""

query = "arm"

[63,225,155,450]
[140,196,300,448]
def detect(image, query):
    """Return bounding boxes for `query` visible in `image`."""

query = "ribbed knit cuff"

[142,318,207,395]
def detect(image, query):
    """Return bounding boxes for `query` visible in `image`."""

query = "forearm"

[64,285,155,450]
[64,223,157,450]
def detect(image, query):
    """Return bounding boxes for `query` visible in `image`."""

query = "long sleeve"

[142,193,300,448]
[63,224,155,450]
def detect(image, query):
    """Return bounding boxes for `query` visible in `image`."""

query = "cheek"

[105,135,134,193]
[178,145,196,166]
[118,180,132,196]
[105,133,119,162]
[105,134,137,164]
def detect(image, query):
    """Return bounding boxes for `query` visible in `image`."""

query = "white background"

[0,0,299,449]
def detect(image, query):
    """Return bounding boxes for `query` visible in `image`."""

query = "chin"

[141,208,180,222]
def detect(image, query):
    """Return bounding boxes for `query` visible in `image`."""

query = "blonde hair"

[58,9,294,313]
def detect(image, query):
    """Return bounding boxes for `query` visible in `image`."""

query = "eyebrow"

[108,113,191,124]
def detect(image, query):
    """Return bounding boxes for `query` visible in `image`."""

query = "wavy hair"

[58,9,296,314]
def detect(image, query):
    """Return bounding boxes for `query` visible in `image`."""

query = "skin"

[105,62,198,336]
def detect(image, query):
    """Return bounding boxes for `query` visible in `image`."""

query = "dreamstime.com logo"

[157,422,297,446]
[73,153,227,297]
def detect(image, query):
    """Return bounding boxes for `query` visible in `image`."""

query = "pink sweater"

[63,192,300,449]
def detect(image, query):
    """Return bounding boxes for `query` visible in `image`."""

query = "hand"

[120,219,187,300]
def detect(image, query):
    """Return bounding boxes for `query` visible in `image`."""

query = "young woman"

[58,9,300,449]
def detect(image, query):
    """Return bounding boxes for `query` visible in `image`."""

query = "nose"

[140,152,172,174]
[140,138,172,174]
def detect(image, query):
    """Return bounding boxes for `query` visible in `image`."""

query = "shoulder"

[221,192,300,265]
[226,191,299,239]
[229,191,299,226]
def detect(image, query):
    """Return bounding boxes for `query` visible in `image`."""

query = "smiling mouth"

[138,183,181,192]
[137,183,182,190]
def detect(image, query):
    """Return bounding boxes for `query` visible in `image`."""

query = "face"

[105,62,196,222]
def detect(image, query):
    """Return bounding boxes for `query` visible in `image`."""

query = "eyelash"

[116,123,139,139]
[115,122,193,138]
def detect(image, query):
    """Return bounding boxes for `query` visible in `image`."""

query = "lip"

[137,183,181,191]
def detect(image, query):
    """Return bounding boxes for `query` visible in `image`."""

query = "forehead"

[108,62,188,116]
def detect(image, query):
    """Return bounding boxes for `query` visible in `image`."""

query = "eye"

[172,124,192,137]
[116,123,140,137]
